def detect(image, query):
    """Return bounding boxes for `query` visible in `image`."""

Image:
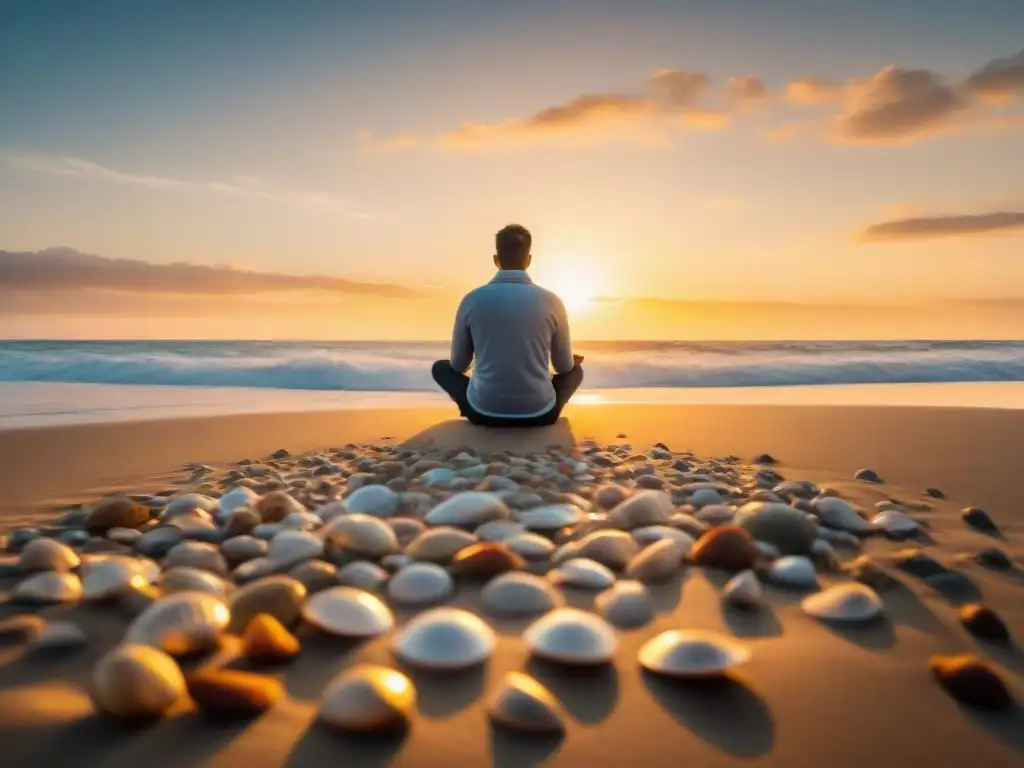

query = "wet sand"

[0,404,1022,767]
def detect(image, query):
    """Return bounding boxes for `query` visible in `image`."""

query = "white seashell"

[547,558,616,590]
[515,504,582,531]
[336,561,390,591]
[722,570,764,608]
[486,672,566,733]
[505,532,556,560]
[216,487,260,521]
[767,556,818,589]
[813,497,872,534]
[871,509,920,537]
[302,586,395,637]
[13,571,83,604]
[81,556,155,600]
[480,572,562,617]
[125,590,229,655]
[694,504,735,526]
[404,527,477,563]
[594,580,655,628]
[632,526,696,549]
[160,566,233,598]
[267,530,324,566]
[93,644,187,719]
[392,607,496,670]
[639,630,750,677]
[801,583,884,623]
[523,608,618,665]
[474,520,526,542]
[386,563,453,605]
[609,490,674,529]
[344,485,400,517]
[321,514,398,558]
[425,492,509,527]
[319,664,416,731]
[18,538,81,572]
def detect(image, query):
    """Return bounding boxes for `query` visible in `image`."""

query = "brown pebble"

[254,491,301,523]
[690,526,759,572]
[84,497,151,534]
[960,604,1011,643]
[224,508,260,537]
[450,543,526,578]
[929,654,1014,710]
[186,668,283,717]
[241,614,300,664]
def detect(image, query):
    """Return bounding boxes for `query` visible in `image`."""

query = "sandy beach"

[1,401,1022,767]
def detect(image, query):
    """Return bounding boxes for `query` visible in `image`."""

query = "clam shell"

[321,514,398,558]
[93,644,187,719]
[18,538,80,572]
[319,664,417,731]
[267,530,324,566]
[523,608,618,665]
[392,607,496,670]
[624,538,688,583]
[767,555,818,589]
[813,497,871,534]
[548,558,616,590]
[344,485,400,517]
[387,563,454,605]
[595,580,655,628]
[722,569,764,608]
[480,572,562,617]
[336,561,390,591]
[163,541,228,575]
[516,504,582,531]
[161,566,234,599]
[405,527,477,564]
[609,490,673,529]
[632,526,696,549]
[639,630,750,677]
[552,530,639,571]
[125,590,230,655]
[505,533,556,560]
[487,672,566,733]
[227,575,307,633]
[82,555,158,600]
[424,492,509,528]
[13,571,83,604]
[871,509,920,537]
[302,586,395,637]
[801,583,884,622]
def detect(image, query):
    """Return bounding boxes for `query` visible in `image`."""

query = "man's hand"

[573,354,585,366]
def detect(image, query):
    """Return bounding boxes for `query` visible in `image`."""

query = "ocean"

[3,340,1024,428]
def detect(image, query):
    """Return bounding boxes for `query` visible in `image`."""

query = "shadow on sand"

[401,419,578,454]
[525,658,619,725]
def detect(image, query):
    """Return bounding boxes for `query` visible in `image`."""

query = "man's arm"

[550,295,575,374]
[449,295,474,373]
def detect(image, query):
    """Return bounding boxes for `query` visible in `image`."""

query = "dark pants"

[431,360,584,427]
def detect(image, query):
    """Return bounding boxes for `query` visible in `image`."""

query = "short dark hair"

[495,224,532,269]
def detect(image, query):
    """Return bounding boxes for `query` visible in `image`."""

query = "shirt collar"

[490,270,533,284]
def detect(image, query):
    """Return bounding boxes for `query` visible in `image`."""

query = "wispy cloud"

[0,247,419,297]
[2,153,372,218]
[859,211,1024,242]
[964,49,1024,102]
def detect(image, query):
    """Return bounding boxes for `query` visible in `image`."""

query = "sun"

[538,268,602,314]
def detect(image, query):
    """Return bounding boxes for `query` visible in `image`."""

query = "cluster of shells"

[0,441,1016,730]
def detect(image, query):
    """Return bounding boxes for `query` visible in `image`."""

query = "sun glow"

[538,267,603,314]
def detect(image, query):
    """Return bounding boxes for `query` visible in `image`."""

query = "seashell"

[639,630,750,678]
[344,485,400,517]
[929,654,1014,710]
[164,541,228,575]
[30,620,88,651]
[690,526,759,571]
[220,534,269,565]
[450,542,525,578]
[405,527,477,564]
[516,504,582,531]
[694,504,734,526]
[228,575,307,633]
[505,532,556,560]
[387,517,427,547]
[13,571,83,604]
[217,487,260,521]
[387,562,454,605]
[241,613,301,663]
[185,668,283,717]
[125,590,230,655]
[801,583,884,623]
[767,555,817,589]
[266,530,323,567]
[871,509,920,537]
[548,558,616,590]
[93,644,186,720]
[164,493,218,519]
[812,497,871,534]
[722,569,764,608]
[321,514,398,558]
[624,538,688,583]
[319,664,416,731]
[18,538,80,573]
[425,492,510,528]
[595,580,655,628]
[289,559,337,593]
[734,502,818,555]
[336,560,390,591]
[474,520,526,542]
[668,512,709,540]
[392,607,496,669]
[592,484,629,510]
[553,530,639,571]
[82,555,158,600]
[487,671,566,733]
[523,608,618,665]
[302,586,395,637]
[481,572,562,617]
[632,525,696,549]
[161,566,233,599]
[609,490,673,529]
[772,480,819,498]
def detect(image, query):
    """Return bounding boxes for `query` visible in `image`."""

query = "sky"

[1,0,1023,340]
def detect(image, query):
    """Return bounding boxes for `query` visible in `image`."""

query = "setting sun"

[537,268,603,313]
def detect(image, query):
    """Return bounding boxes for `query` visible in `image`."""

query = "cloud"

[3,153,371,217]
[964,49,1024,101]
[785,77,845,104]
[729,76,773,107]
[0,247,420,297]
[859,211,1024,242]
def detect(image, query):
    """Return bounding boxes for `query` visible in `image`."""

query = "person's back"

[431,224,584,427]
